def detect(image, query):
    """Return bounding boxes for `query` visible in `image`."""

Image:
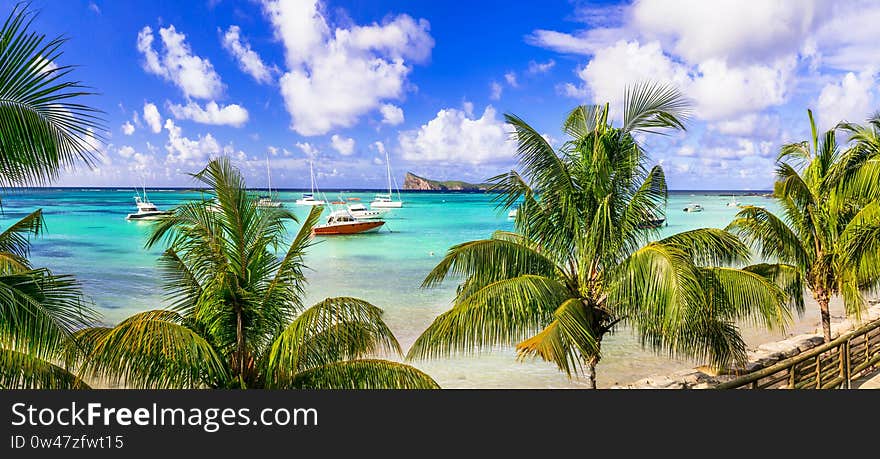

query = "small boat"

[296,162,326,206]
[371,151,404,208]
[371,193,403,208]
[126,188,172,220]
[256,155,284,208]
[312,210,385,235]
[726,197,741,207]
[508,209,517,218]
[347,203,389,220]
[331,200,346,205]
[347,197,361,201]
[682,203,703,212]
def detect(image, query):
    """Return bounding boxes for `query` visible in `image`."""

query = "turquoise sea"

[0,188,823,388]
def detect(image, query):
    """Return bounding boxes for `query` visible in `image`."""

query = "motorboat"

[126,189,172,220]
[295,161,326,206]
[347,203,389,220]
[312,210,385,235]
[256,154,284,208]
[726,196,741,207]
[371,151,403,208]
[508,209,517,218]
[682,203,703,212]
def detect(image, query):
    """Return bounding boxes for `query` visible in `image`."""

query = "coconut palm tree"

[407,83,802,388]
[728,109,880,342]
[73,158,438,389]
[0,3,101,388]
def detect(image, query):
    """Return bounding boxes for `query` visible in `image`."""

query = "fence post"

[845,339,852,389]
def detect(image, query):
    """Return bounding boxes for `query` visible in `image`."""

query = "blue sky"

[9,0,880,189]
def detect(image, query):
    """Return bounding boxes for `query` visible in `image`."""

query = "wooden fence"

[716,318,880,389]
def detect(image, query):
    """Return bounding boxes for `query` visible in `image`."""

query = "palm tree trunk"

[816,289,832,342]
[587,355,599,389]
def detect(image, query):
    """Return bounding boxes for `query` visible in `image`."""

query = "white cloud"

[136,25,224,99]
[816,69,877,131]
[490,82,502,100]
[121,122,135,136]
[371,141,386,154]
[330,134,355,155]
[525,28,622,55]
[630,0,823,64]
[528,59,556,74]
[708,113,780,139]
[296,142,319,159]
[399,105,515,164]
[578,40,690,108]
[164,119,222,165]
[267,146,279,156]
[118,145,136,158]
[143,102,163,133]
[88,2,100,14]
[689,57,794,120]
[167,101,250,127]
[221,25,277,84]
[261,0,434,136]
[575,40,794,121]
[504,72,518,87]
[379,104,404,125]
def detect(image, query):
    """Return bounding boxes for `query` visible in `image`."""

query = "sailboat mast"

[385,151,392,196]
[266,155,272,195]
[310,161,316,194]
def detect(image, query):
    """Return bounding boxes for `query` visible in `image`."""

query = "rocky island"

[403,172,492,191]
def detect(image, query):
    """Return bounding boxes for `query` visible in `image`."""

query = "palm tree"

[0,3,101,388]
[73,158,438,389]
[728,109,880,342]
[407,83,801,388]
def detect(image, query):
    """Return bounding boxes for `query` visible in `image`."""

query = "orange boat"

[347,197,361,201]
[312,210,384,235]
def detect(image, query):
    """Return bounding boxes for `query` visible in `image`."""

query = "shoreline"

[614,298,880,389]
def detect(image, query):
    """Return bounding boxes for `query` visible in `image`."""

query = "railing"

[716,318,880,389]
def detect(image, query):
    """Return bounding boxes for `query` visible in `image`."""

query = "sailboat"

[371,151,403,208]
[256,155,284,208]
[296,161,326,206]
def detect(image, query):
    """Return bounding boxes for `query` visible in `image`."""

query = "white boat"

[256,155,284,208]
[508,209,517,218]
[726,197,741,207]
[125,187,172,220]
[371,151,403,208]
[682,203,704,212]
[296,161,326,206]
[347,203,389,220]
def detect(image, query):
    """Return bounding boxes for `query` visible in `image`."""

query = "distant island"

[403,172,492,191]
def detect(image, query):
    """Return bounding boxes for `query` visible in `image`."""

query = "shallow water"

[0,189,839,388]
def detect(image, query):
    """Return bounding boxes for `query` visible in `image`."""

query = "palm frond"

[621,81,691,134]
[286,359,439,389]
[0,347,89,389]
[76,310,227,388]
[407,274,570,360]
[264,297,401,385]
[0,3,104,186]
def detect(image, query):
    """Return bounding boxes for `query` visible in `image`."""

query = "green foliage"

[728,109,880,339]
[0,3,104,187]
[410,83,798,386]
[74,158,438,389]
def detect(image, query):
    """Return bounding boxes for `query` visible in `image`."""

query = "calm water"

[2,188,822,388]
